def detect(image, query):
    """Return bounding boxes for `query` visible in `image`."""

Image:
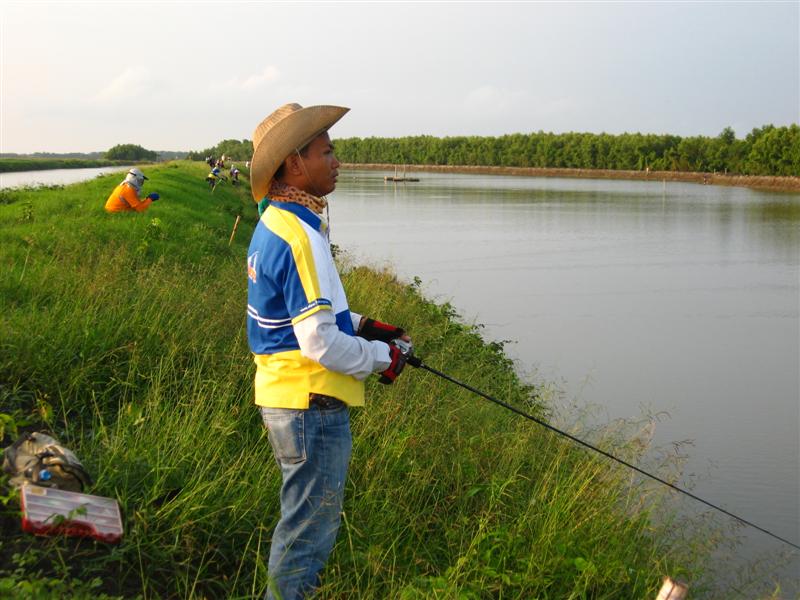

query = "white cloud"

[92,66,152,104]
[223,65,281,90]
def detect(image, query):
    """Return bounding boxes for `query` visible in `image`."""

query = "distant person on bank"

[104,168,160,213]
[246,102,412,600]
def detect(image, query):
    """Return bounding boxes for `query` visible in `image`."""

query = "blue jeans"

[260,404,352,600]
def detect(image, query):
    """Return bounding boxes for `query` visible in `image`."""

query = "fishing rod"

[398,347,800,552]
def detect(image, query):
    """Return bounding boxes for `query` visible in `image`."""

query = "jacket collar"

[269,200,327,233]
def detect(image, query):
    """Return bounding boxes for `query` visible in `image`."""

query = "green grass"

[0,158,134,173]
[0,162,721,598]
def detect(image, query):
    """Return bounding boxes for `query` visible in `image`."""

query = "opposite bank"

[343,162,800,193]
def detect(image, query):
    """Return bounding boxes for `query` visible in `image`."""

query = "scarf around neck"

[268,181,327,215]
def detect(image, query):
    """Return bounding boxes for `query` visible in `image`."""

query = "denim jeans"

[260,404,352,600]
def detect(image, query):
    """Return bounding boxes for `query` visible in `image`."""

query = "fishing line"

[406,355,800,551]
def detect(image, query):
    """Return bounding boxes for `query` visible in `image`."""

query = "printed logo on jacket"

[247,251,258,283]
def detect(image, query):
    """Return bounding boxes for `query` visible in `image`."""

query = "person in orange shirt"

[104,168,160,213]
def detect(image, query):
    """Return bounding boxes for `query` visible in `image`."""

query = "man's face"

[298,132,340,196]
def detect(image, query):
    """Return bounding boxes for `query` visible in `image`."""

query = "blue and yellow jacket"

[246,201,364,408]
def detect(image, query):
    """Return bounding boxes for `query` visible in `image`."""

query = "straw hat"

[250,103,349,202]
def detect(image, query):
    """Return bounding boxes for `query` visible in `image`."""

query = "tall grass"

[0,162,719,598]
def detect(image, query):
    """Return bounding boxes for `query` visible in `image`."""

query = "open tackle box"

[20,483,123,543]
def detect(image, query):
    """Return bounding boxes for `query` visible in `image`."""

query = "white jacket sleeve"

[350,311,363,334]
[294,310,391,380]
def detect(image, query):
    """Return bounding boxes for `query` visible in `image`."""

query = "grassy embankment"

[0,158,134,173]
[343,163,800,193]
[0,161,718,598]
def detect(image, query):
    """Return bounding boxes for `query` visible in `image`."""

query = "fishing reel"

[391,338,421,368]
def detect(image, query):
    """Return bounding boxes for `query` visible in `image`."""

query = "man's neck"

[269,180,327,215]
[277,176,314,196]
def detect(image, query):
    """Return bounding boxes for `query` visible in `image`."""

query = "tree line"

[333,124,799,177]
[1,151,107,159]
[3,147,186,161]
[186,125,799,177]
[186,139,254,162]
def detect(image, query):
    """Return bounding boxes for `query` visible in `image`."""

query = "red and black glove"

[358,317,405,344]
[379,343,408,385]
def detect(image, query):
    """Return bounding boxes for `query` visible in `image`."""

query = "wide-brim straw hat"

[250,103,349,202]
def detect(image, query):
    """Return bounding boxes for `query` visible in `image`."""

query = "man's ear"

[285,154,303,176]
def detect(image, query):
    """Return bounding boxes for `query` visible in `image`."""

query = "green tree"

[105,143,157,161]
[186,139,253,162]
[301,124,798,176]
[745,124,800,176]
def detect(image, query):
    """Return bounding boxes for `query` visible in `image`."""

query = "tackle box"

[20,483,123,543]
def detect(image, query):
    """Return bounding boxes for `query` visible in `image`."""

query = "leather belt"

[309,393,345,410]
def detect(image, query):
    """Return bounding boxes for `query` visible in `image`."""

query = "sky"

[1,1,798,154]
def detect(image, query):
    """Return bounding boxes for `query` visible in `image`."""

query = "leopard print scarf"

[268,180,327,215]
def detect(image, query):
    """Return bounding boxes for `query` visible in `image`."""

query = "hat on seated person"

[124,168,148,190]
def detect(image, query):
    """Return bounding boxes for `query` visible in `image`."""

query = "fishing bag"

[2,431,92,493]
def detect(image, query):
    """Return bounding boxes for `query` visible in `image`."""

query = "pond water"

[0,165,131,189]
[331,169,799,596]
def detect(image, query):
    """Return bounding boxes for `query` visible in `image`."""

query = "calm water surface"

[0,166,131,189]
[332,170,799,596]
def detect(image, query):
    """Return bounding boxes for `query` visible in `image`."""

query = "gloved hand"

[379,342,408,385]
[146,193,160,201]
[358,317,405,344]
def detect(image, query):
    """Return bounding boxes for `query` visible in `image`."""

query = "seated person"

[104,168,159,213]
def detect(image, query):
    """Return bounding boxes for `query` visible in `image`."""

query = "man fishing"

[246,102,412,600]
[104,167,160,213]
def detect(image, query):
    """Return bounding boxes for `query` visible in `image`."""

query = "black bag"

[2,432,92,492]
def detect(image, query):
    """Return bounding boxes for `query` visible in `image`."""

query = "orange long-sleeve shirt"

[104,182,153,213]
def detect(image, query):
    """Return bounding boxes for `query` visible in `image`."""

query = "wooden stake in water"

[655,577,688,600]
[228,215,241,246]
